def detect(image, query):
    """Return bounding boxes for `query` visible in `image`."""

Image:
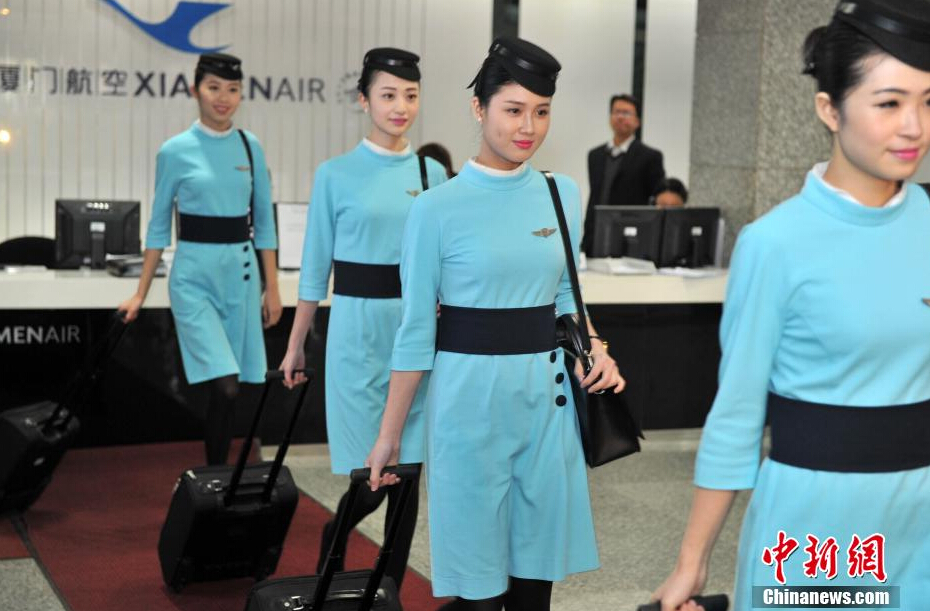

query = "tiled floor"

[0,558,67,611]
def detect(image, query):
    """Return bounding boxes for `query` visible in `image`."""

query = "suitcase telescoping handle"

[223,368,314,506]
[261,370,312,503]
[44,310,129,434]
[637,594,729,611]
[311,463,422,611]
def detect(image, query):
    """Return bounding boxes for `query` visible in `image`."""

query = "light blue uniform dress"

[146,121,277,384]
[695,166,930,610]
[393,161,600,599]
[299,139,448,475]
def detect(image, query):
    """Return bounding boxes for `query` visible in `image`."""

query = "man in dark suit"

[582,94,665,256]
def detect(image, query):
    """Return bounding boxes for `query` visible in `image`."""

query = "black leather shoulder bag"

[542,170,644,467]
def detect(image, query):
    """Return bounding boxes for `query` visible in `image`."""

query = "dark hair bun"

[802,26,826,76]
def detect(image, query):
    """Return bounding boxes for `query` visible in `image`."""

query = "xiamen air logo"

[102,0,230,54]
[337,71,365,113]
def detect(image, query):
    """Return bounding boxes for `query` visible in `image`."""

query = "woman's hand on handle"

[365,436,401,492]
[279,349,308,389]
[365,370,426,492]
[117,294,144,323]
[280,299,320,388]
[116,248,163,322]
[654,488,737,611]
[651,563,708,611]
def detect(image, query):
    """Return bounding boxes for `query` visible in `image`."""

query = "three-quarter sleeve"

[145,146,178,249]
[553,174,583,316]
[392,196,442,371]
[298,164,336,301]
[694,221,789,490]
[247,133,277,250]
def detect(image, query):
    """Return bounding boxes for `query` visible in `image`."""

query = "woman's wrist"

[377,430,402,448]
[675,549,707,574]
[287,333,308,353]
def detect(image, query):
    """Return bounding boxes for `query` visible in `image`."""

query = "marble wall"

[690,0,835,259]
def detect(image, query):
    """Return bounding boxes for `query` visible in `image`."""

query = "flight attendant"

[119,53,281,466]
[650,1,930,609]
[279,48,447,589]
[366,37,625,610]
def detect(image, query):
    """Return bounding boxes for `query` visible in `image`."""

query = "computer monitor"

[590,205,665,262]
[274,201,309,271]
[658,207,721,268]
[55,199,141,269]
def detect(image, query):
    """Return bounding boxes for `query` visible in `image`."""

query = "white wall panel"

[519,0,637,209]
[642,0,697,183]
[0,0,494,242]
[417,1,493,174]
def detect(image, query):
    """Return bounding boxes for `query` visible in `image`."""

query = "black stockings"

[436,577,553,611]
[203,374,239,465]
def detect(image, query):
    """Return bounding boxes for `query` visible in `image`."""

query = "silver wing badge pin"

[532,227,557,238]
[406,189,421,197]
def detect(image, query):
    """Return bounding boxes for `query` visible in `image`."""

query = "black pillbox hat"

[833,0,930,71]
[196,52,243,81]
[362,47,421,82]
[485,36,561,97]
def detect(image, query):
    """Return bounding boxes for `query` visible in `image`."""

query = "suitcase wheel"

[254,546,281,581]
[168,558,193,593]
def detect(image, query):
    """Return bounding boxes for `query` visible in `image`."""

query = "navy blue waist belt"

[178,213,250,243]
[332,260,401,298]
[437,304,556,355]
[767,392,930,473]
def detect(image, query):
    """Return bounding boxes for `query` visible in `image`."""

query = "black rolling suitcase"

[636,594,729,610]
[157,369,313,592]
[244,463,421,611]
[0,312,127,515]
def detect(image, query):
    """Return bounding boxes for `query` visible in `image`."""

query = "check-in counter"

[0,268,727,447]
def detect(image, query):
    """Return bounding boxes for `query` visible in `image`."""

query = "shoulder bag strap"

[236,129,255,228]
[418,154,429,192]
[542,171,592,355]
[237,129,269,286]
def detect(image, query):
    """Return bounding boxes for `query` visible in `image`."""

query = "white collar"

[811,162,906,209]
[194,119,234,138]
[607,135,635,158]
[467,158,528,177]
[362,138,412,157]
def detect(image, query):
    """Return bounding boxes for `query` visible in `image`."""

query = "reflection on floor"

[264,428,751,611]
